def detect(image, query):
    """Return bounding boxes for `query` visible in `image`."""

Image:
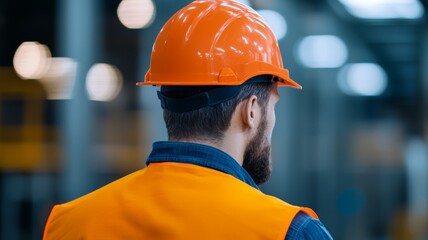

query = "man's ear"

[241,95,259,129]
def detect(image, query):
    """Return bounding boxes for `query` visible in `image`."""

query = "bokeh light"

[40,57,78,100]
[338,63,388,96]
[117,0,156,29]
[86,63,123,101]
[339,0,424,19]
[13,41,51,80]
[257,10,287,40]
[296,35,348,68]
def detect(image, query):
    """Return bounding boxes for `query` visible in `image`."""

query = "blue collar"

[146,141,259,190]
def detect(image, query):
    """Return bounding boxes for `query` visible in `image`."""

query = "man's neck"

[169,137,245,166]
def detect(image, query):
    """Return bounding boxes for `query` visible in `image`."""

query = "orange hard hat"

[137,0,301,89]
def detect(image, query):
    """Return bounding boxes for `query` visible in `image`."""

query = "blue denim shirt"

[147,141,333,240]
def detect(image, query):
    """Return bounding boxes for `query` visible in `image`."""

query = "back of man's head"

[163,81,274,142]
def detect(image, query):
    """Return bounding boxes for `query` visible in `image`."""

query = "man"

[44,0,333,239]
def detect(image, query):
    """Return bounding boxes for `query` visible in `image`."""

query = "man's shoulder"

[286,211,333,240]
[243,188,305,214]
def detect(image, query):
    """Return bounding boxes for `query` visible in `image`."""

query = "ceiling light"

[86,64,123,101]
[338,63,387,96]
[40,58,77,100]
[117,0,156,29]
[338,0,424,19]
[296,35,348,68]
[13,42,51,80]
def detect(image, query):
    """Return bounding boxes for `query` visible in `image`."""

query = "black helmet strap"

[157,75,279,113]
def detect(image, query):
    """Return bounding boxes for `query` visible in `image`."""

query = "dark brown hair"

[163,82,274,142]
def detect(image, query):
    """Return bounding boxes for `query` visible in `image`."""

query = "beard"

[242,116,272,185]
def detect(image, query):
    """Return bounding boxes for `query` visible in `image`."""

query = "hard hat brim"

[137,66,302,89]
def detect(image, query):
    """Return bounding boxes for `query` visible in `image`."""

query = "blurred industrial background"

[1,0,428,239]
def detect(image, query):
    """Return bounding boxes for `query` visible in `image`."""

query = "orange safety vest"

[44,162,318,239]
